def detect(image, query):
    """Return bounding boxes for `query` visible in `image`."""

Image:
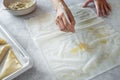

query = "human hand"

[56,1,75,32]
[83,0,112,17]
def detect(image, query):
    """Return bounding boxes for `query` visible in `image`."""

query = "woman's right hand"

[55,0,75,32]
[51,0,75,32]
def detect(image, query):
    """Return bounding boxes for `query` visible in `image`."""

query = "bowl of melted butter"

[3,0,36,15]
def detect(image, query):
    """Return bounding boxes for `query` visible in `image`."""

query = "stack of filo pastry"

[0,38,22,80]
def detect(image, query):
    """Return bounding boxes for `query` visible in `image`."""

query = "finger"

[95,2,101,16]
[103,4,110,16]
[59,16,70,32]
[101,4,107,17]
[65,9,75,25]
[56,21,63,31]
[106,3,112,11]
[70,25,75,33]
[83,0,93,7]
[61,13,72,32]
[66,11,76,32]
[56,19,62,31]
[56,20,58,25]
[96,5,101,16]
[63,8,75,32]
[56,17,59,25]
[59,16,66,31]
[56,16,65,31]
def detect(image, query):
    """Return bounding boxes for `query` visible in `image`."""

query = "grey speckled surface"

[0,0,120,80]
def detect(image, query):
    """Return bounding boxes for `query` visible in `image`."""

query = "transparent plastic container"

[0,23,33,80]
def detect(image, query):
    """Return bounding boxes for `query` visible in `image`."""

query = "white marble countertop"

[0,0,120,80]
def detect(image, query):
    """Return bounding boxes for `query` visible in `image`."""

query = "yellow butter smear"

[88,27,94,30]
[100,39,107,44]
[70,43,88,53]
[0,50,22,80]
[88,27,106,38]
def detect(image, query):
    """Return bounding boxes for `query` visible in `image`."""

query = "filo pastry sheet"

[0,37,22,80]
[25,4,120,80]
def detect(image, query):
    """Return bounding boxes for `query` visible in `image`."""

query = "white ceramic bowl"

[3,0,36,16]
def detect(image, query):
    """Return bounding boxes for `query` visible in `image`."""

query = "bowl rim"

[3,0,36,11]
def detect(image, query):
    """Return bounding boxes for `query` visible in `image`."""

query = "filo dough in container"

[0,44,10,64]
[0,49,22,80]
[0,38,6,45]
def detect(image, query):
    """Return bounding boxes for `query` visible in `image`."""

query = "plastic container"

[0,23,33,80]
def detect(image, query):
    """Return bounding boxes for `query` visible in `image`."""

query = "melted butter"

[97,34,106,38]
[100,39,107,44]
[88,27,94,30]
[79,43,88,51]
[70,43,88,53]
[70,47,80,53]
[0,50,22,80]
[87,27,106,38]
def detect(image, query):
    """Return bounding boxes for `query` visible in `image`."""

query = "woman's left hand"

[83,0,112,17]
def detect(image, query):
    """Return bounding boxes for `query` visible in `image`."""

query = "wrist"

[54,0,66,11]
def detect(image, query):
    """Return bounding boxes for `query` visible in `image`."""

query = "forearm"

[51,0,67,11]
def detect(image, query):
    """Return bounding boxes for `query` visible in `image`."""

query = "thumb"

[83,0,93,7]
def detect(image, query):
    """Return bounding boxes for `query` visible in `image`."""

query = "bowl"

[3,0,36,16]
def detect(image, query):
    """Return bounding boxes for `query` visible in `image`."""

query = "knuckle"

[61,13,64,17]
[60,26,65,30]
[60,28,64,31]
[65,22,69,26]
